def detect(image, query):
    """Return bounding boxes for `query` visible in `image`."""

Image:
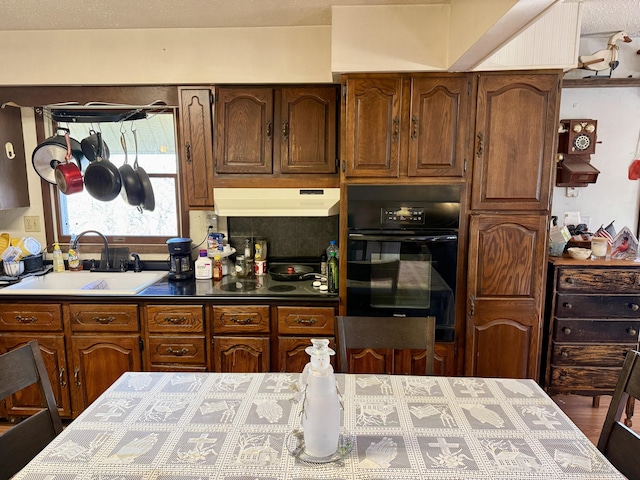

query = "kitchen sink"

[0,271,167,295]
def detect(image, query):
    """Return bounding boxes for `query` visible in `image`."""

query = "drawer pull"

[165,316,187,324]
[166,347,189,356]
[630,303,640,312]
[563,302,573,310]
[559,375,567,381]
[231,317,253,325]
[561,350,569,358]
[59,367,67,387]
[563,327,572,335]
[294,317,317,325]
[566,278,575,284]
[93,316,115,324]
[74,367,81,387]
[628,327,638,337]
[15,315,37,323]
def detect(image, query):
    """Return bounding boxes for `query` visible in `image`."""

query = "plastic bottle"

[195,250,212,279]
[327,251,339,293]
[213,255,223,281]
[326,240,339,259]
[68,235,83,271]
[52,243,65,272]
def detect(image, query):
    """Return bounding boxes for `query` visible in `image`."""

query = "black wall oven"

[346,184,460,342]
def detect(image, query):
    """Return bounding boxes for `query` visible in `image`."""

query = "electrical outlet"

[566,187,579,198]
[23,216,41,232]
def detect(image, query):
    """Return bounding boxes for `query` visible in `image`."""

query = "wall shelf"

[562,77,640,88]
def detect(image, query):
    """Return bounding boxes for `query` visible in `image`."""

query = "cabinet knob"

[74,367,81,387]
[185,141,192,164]
[59,367,67,387]
[476,132,484,158]
[392,118,400,142]
[628,327,638,337]
[563,327,572,335]
[282,120,289,141]
[266,121,272,140]
[563,302,573,310]
[630,303,640,311]
[561,350,569,358]
[566,278,575,284]
[559,375,567,382]
[411,115,418,140]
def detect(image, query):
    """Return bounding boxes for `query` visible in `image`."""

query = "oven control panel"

[382,207,426,225]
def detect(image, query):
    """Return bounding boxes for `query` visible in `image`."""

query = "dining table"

[13,371,624,479]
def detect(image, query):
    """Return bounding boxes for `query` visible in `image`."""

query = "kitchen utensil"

[83,131,123,201]
[32,128,87,184]
[118,130,144,206]
[132,128,155,211]
[81,129,111,162]
[22,253,44,273]
[54,130,84,194]
[268,264,316,281]
[629,130,640,180]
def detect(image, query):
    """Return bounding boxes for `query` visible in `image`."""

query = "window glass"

[58,112,179,239]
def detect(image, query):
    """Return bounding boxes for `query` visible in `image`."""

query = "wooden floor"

[0,394,637,446]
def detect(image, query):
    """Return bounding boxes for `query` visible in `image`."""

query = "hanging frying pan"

[32,128,87,184]
[54,130,83,195]
[83,132,122,201]
[81,129,110,162]
[118,130,144,206]
[132,128,155,211]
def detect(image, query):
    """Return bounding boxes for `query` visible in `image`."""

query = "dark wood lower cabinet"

[213,336,270,372]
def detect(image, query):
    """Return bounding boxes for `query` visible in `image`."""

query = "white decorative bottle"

[298,338,341,458]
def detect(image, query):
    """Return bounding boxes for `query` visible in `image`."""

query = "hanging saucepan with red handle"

[83,132,122,201]
[54,130,83,195]
[32,127,87,184]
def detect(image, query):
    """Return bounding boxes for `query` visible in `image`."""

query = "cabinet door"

[213,336,270,372]
[179,88,215,207]
[0,334,71,418]
[0,105,29,208]
[280,87,337,174]
[277,336,335,373]
[471,73,559,210]
[343,77,402,178]
[70,335,142,414]
[215,87,273,174]
[408,75,470,177]
[465,213,548,379]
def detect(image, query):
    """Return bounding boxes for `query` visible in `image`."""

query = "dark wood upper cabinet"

[214,86,337,175]
[471,72,560,211]
[179,88,215,208]
[0,106,29,209]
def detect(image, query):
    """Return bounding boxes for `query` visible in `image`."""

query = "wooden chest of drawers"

[544,258,640,399]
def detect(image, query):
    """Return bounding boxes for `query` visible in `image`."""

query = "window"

[50,111,181,252]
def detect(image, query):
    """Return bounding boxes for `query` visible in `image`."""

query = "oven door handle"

[348,233,457,243]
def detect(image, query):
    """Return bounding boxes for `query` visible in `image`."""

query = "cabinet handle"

[59,367,67,387]
[266,121,272,140]
[231,317,253,325]
[185,141,192,164]
[167,347,189,356]
[628,327,638,337]
[630,303,640,311]
[74,367,81,387]
[93,316,115,324]
[469,295,475,317]
[15,315,37,323]
[411,115,418,140]
[559,375,567,382]
[165,316,187,324]
[392,118,400,142]
[476,132,484,158]
[566,278,575,284]
[294,317,317,325]
[282,120,289,141]
[563,302,573,309]
[561,350,569,358]
[563,327,572,335]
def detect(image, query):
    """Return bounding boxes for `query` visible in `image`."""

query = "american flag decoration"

[594,221,616,245]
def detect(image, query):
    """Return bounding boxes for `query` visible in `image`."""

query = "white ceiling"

[1,0,638,36]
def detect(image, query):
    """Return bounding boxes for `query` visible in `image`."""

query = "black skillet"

[132,128,155,211]
[118,131,144,206]
[83,132,122,201]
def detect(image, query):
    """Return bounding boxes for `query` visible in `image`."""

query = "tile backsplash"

[228,216,339,259]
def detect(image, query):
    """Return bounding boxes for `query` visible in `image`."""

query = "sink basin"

[0,271,167,295]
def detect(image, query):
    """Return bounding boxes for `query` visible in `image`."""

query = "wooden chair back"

[0,340,63,480]
[337,315,435,375]
[597,349,640,479]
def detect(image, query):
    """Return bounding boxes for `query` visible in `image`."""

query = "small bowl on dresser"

[567,247,592,260]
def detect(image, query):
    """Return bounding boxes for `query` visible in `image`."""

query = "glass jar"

[235,255,248,278]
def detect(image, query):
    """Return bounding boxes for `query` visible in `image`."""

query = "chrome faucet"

[72,230,111,271]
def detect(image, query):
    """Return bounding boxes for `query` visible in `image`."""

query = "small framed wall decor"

[610,226,638,260]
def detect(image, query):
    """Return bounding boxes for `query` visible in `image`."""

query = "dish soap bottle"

[52,242,65,272]
[195,250,212,279]
[68,235,82,271]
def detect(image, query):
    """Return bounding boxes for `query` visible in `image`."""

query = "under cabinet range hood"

[213,188,340,217]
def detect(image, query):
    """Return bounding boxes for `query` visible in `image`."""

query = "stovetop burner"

[268,285,297,292]
[220,280,259,292]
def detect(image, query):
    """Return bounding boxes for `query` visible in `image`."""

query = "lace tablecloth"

[15,372,623,479]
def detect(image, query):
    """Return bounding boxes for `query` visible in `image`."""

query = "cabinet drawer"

[554,319,640,343]
[558,267,640,293]
[69,304,139,331]
[147,305,204,333]
[148,335,206,365]
[277,306,335,335]
[212,306,270,333]
[550,366,621,391]
[551,343,634,366]
[0,303,62,331]
[555,293,640,318]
